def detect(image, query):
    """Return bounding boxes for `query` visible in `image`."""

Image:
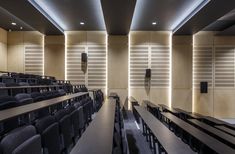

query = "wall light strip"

[65,32,67,81]
[28,0,64,33]
[173,0,210,33]
[42,35,45,76]
[169,32,172,108]
[128,33,131,110]
[192,35,195,112]
[106,33,108,97]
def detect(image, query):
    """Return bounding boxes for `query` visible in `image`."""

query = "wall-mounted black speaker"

[200,82,208,93]
[81,53,87,63]
[145,69,151,78]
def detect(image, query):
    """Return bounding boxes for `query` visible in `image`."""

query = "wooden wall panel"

[108,35,128,105]
[44,35,65,80]
[172,35,192,111]
[0,28,7,71]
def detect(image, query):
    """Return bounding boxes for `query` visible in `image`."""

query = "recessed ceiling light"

[11,22,16,26]
[20,27,23,30]
[9,29,12,32]
[80,22,85,25]
[152,22,157,25]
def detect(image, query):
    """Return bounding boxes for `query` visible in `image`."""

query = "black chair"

[0,125,41,154]
[54,109,74,153]
[15,93,33,106]
[0,96,19,135]
[35,116,62,154]
[31,92,50,118]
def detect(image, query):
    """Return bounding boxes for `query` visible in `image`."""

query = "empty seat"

[54,109,74,153]
[30,92,45,102]
[35,116,62,154]
[0,125,41,154]
[0,96,17,110]
[15,94,33,106]
[58,89,66,96]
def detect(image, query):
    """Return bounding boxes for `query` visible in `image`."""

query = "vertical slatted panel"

[130,46,148,87]
[67,45,86,84]
[151,46,170,87]
[87,45,106,88]
[24,45,43,75]
[193,46,213,88]
[214,46,235,88]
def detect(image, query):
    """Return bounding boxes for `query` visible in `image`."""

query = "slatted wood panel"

[24,45,43,75]
[193,46,213,88]
[151,46,170,87]
[130,46,149,87]
[214,46,235,88]
[67,45,86,84]
[87,46,106,88]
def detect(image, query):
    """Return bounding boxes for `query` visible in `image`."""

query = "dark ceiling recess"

[217,25,235,35]
[204,9,235,32]
[0,6,33,31]
[101,0,136,35]
[174,0,235,35]
[0,0,63,35]
[30,0,106,31]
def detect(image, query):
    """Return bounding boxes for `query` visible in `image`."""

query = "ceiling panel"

[101,0,136,35]
[32,0,106,31]
[0,0,63,35]
[0,6,33,31]
[131,0,204,31]
[174,0,235,35]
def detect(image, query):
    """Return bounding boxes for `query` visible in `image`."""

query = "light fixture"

[20,27,23,30]
[152,21,157,25]
[11,22,16,26]
[80,22,85,25]
[8,29,12,32]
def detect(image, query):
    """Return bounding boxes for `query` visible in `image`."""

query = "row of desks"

[143,100,235,153]
[70,98,116,154]
[135,106,194,154]
[162,112,235,154]
[0,92,89,122]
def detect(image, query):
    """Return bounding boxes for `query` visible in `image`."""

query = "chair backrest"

[54,110,73,152]
[58,89,66,96]
[15,94,33,105]
[35,116,61,154]
[30,92,45,102]
[0,96,17,110]
[0,125,41,154]
[18,82,29,86]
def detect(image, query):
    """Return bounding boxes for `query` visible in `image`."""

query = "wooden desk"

[158,104,179,115]
[0,85,65,90]
[70,99,116,154]
[135,106,194,154]
[215,125,235,137]
[143,100,160,109]
[161,112,235,154]
[202,116,228,125]
[0,92,88,122]
[188,119,235,148]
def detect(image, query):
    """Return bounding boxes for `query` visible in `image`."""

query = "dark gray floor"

[123,110,153,154]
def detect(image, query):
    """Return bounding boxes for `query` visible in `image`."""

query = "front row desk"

[135,100,235,154]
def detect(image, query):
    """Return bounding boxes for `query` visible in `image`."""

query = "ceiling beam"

[101,0,136,35]
[174,0,235,35]
[0,0,63,35]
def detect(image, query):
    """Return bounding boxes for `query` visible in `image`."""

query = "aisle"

[124,110,153,154]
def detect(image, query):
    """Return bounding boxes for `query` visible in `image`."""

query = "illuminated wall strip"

[128,33,131,110]
[65,33,67,80]
[106,33,108,97]
[192,35,195,112]
[42,35,45,76]
[169,32,172,108]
